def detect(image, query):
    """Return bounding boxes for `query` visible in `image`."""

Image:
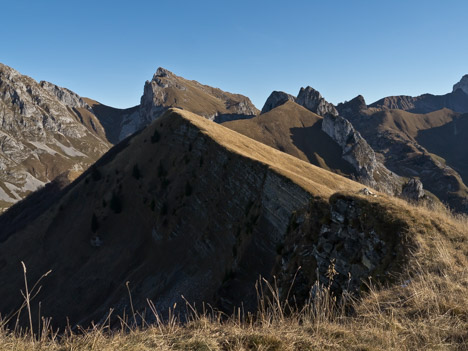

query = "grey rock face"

[321,113,402,194]
[261,91,296,114]
[336,95,367,118]
[402,178,425,202]
[277,195,413,302]
[453,74,468,95]
[296,86,338,117]
[0,62,110,211]
[39,81,91,110]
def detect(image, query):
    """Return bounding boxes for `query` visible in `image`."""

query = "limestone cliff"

[0,63,111,211]
[296,86,338,117]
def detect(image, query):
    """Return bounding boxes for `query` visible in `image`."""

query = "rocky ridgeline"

[39,81,91,110]
[453,74,468,95]
[103,67,259,142]
[321,113,403,194]
[261,86,338,117]
[370,77,468,114]
[296,86,339,117]
[0,63,110,210]
[136,67,259,137]
[260,88,403,195]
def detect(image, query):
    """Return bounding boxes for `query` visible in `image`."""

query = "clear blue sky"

[2,0,468,109]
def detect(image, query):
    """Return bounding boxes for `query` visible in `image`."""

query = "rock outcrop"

[260,91,296,114]
[402,178,425,202]
[39,81,91,110]
[321,113,403,194]
[296,86,338,117]
[340,107,468,213]
[276,193,415,302]
[336,95,367,118]
[0,63,111,211]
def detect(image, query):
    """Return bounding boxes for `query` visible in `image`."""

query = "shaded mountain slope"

[369,84,468,114]
[0,108,423,329]
[0,63,111,211]
[343,107,468,212]
[83,98,140,144]
[223,101,355,176]
[417,112,468,183]
[225,96,402,195]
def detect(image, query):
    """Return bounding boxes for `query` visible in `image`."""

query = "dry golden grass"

[178,108,363,198]
[223,101,355,176]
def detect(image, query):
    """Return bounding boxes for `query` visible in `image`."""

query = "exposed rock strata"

[321,113,403,194]
[0,63,110,211]
[276,193,415,303]
[296,86,338,117]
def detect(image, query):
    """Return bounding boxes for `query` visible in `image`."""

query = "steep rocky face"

[260,91,296,114]
[321,113,403,194]
[139,67,259,125]
[293,88,403,194]
[296,86,338,117]
[453,74,468,95]
[342,108,468,213]
[39,81,91,109]
[276,193,416,302]
[0,63,111,211]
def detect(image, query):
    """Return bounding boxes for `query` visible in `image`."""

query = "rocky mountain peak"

[296,86,338,117]
[336,95,367,118]
[260,91,296,114]
[453,74,468,95]
[153,67,173,79]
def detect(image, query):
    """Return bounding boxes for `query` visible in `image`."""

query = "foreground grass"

[1,200,467,350]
